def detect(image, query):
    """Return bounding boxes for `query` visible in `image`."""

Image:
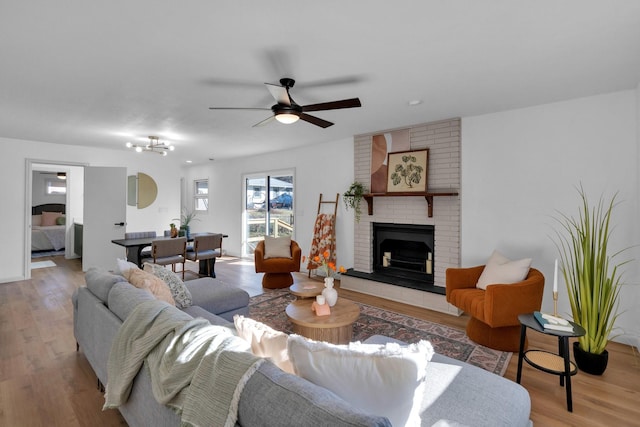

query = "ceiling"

[1,1,639,164]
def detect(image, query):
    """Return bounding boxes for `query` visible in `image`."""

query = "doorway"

[25,160,86,278]
[242,170,295,256]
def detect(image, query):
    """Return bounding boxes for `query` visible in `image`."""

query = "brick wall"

[352,118,461,289]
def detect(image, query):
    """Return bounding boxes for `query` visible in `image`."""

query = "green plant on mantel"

[553,185,630,355]
[343,181,367,223]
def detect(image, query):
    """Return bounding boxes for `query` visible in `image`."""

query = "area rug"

[31,260,57,269]
[249,289,512,376]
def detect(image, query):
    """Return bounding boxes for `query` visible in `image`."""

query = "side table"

[289,282,323,299]
[516,313,586,412]
[285,299,360,344]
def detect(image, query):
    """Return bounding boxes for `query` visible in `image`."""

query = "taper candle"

[553,259,558,293]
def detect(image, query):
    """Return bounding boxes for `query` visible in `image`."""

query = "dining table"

[111,233,227,277]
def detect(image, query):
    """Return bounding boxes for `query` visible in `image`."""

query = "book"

[533,311,574,332]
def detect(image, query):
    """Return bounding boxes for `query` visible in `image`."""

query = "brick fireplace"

[341,118,461,314]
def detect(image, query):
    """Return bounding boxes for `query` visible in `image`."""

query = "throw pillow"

[288,335,434,427]
[143,262,193,309]
[32,215,42,226]
[476,250,532,290]
[55,216,66,225]
[115,258,139,276]
[41,211,61,226]
[234,315,294,374]
[263,235,292,259]
[124,268,175,306]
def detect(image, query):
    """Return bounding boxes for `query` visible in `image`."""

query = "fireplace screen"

[373,223,434,285]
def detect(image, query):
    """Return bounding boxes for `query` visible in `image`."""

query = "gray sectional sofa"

[72,267,533,427]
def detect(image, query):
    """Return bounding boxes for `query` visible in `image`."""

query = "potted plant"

[343,181,367,223]
[553,185,630,375]
[173,208,199,238]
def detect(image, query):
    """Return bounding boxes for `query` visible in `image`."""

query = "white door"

[83,166,127,271]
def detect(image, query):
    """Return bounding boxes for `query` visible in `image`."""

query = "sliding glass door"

[243,170,294,255]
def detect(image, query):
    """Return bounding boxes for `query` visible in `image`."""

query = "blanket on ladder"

[104,300,264,427]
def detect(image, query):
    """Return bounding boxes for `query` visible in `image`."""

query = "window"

[242,171,294,256]
[194,179,208,212]
[46,179,66,195]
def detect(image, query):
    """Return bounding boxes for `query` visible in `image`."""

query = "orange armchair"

[446,266,544,352]
[254,239,302,289]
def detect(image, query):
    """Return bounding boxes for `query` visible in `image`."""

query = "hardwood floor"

[1,256,638,426]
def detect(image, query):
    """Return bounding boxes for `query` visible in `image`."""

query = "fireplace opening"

[373,223,434,286]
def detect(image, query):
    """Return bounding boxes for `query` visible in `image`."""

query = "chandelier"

[126,136,175,156]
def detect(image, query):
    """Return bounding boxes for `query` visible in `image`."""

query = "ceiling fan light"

[276,113,300,124]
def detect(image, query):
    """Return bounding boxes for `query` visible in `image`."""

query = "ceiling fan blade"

[265,83,291,106]
[299,113,333,128]
[209,107,270,111]
[199,77,264,89]
[252,115,276,127]
[302,98,361,112]
[297,75,366,89]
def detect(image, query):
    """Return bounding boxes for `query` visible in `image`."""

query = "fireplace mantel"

[363,191,458,217]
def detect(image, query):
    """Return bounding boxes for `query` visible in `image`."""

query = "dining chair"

[186,233,223,277]
[149,237,187,279]
[124,231,156,258]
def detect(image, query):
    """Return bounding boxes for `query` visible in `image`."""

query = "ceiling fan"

[209,78,361,128]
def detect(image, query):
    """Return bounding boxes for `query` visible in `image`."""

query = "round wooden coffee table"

[289,282,324,299]
[285,298,360,344]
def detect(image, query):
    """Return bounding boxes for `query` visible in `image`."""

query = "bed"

[32,203,66,252]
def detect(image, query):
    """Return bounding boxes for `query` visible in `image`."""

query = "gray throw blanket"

[104,300,264,427]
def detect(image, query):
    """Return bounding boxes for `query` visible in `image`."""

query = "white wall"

[0,136,183,283]
[181,138,355,272]
[461,89,639,346]
[31,171,66,206]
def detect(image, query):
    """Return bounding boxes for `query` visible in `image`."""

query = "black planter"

[573,342,608,375]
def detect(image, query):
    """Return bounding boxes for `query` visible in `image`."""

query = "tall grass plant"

[553,185,629,355]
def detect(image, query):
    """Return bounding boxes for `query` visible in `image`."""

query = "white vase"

[322,277,338,307]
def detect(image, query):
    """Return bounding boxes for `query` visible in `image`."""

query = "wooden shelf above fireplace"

[362,191,458,218]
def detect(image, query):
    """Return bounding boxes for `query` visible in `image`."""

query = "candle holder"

[553,291,558,317]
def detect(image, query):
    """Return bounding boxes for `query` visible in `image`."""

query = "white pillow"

[476,250,532,290]
[263,235,292,259]
[115,258,140,276]
[288,334,434,427]
[233,315,294,374]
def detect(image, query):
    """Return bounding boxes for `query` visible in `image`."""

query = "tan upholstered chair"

[150,237,187,279]
[254,238,301,289]
[446,266,545,352]
[186,233,223,277]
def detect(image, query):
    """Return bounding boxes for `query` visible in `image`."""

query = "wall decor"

[127,173,158,209]
[370,130,410,193]
[386,149,428,193]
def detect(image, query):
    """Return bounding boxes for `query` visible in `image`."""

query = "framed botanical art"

[386,149,428,193]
